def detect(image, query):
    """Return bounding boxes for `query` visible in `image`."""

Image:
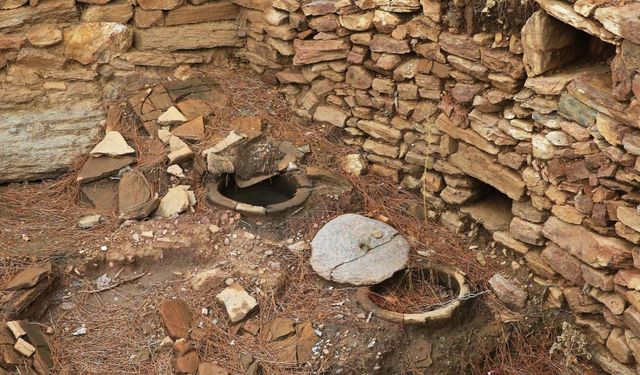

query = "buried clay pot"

[206,172,312,215]
[356,264,470,326]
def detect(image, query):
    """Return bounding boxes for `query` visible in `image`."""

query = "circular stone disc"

[310,214,410,286]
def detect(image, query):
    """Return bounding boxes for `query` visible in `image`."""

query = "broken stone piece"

[190,268,225,292]
[176,348,199,374]
[310,214,409,286]
[158,127,172,144]
[167,136,194,164]
[231,116,262,141]
[13,338,35,357]
[77,155,135,184]
[77,214,103,229]
[206,152,234,177]
[90,131,135,157]
[6,321,26,339]
[4,263,51,291]
[342,154,367,176]
[201,131,245,156]
[159,299,192,339]
[215,283,258,323]
[263,318,295,342]
[295,321,319,364]
[488,273,528,310]
[118,171,159,221]
[171,116,205,141]
[167,164,185,178]
[155,185,195,218]
[158,106,187,126]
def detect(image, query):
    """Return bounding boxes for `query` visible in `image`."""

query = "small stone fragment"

[13,338,35,357]
[201,131,245,155]
[159,299,193,339]
[155,185,195,218]
[167,164,185,178]
[90,131,135,157]
[215,283,258,323]
[77,214,102,229]
[190,268,224,292]
[488,273,528,310]
[6,321,26,339]
[167,136,194,164]
[341,154,367,176]
[158,106,187,126]
[171,116,205,141]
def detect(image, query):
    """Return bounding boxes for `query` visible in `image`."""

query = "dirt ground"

[0,66,599,374]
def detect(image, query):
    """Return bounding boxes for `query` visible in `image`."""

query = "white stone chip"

[90,131,135,157]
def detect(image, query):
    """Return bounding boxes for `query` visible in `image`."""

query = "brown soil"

[0,66,597,375]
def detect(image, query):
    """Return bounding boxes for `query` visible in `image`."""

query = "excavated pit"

[207,172,313,215]
[356,264,470,326]
[219,174,296,206]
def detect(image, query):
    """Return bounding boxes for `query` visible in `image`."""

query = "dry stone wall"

[4,0,640,372]
[0,0,243,182]
[238,0,640,372]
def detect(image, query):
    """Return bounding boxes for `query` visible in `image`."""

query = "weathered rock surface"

[448,143,525,201]
[488,273,528,309]
[134,22,242,52]
[0,101,104,183]
[310,214,409,285]
[25,25,63,47]
[63,22,133,64]
[521,10,585,77]
[159,299,192,339]
[118,171,159,220]
[543,216,633,269]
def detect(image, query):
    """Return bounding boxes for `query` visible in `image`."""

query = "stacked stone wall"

[4,0,640,371]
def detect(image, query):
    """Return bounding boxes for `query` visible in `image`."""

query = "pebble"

[476,253,487,266]
[225,278,235,286]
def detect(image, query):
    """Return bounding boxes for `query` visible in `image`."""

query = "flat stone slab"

[310,214,409,286]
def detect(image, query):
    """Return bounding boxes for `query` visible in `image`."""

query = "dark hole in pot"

[369,268,460,314]
[218,173,297,207]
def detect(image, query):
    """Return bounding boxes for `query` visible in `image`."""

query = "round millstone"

[310,214,410,286]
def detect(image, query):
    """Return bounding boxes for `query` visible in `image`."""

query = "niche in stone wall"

[441,174,514,233]
[521,10,615,77]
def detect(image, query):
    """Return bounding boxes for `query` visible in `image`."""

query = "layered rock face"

[0,0,242,182]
